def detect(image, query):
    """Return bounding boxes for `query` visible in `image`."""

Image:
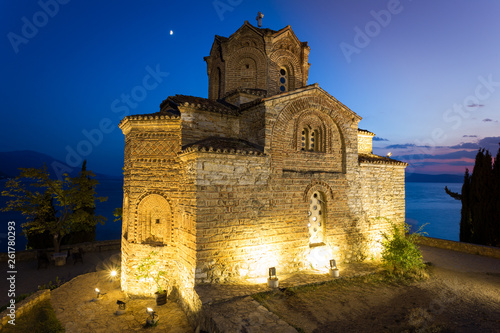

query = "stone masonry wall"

[357,163,406,259]
[120,117,199,317]
[206,23,310,99]
[180,107,239,147]
[190,149,387,283]
[188,89,407,282]
[358,133,374,154]
[239,104,266,147]
[192,157,407,282]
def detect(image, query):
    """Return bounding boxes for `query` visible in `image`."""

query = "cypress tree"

[446,145,500,246]
[492,145,500,246]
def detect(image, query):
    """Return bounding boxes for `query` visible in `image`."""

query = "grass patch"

[251,272,419,307]
[251,273,408,333]
[1,299,64,333]
[0,294,32,313]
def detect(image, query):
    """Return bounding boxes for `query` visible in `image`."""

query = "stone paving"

[50,271,192,332]
[203,296,297,333]
[45,259,379,332]
[196,262,380,332]
[0,250,122,307]
[196,262,380,304]
[8,244,499,332]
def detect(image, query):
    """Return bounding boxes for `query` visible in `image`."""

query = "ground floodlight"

[146,307,158,326]
[329,259,339,278]
[268,267,279,288]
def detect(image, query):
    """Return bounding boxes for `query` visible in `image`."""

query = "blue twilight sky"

[1,0,499,176]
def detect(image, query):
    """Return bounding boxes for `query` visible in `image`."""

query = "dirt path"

[255,246,500,332]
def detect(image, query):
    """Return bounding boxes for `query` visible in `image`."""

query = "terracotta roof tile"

[358,153,407,166]
[358,128,375,136]
[163,95,240,116]
[182,137,265,156]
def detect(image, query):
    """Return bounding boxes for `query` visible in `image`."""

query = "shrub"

[381,221,427,279]
[38,276,65,291]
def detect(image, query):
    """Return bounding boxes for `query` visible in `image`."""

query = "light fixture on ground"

[329,259,339,277]
[116,300,126,315]
[91,287,103,302]
[268,267,279,288]
[146,307,158,326]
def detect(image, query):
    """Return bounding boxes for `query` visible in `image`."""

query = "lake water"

[0,178,123,252]
[0,179,463,252]
[406,182,462,241]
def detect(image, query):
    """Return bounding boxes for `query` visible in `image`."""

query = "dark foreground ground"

[254,246,500,333]
[2,246,499,332]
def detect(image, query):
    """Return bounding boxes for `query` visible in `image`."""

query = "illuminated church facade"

[118,21,407,314]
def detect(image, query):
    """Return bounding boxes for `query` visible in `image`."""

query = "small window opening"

[279,67,288,92]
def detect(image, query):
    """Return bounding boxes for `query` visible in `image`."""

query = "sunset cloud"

[375,136,500,175]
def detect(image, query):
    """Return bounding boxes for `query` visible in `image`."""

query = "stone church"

[118,21,406,314]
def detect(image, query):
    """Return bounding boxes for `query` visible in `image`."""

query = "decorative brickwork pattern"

[205,22,310,100]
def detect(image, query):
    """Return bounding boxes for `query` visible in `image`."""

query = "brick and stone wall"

[119,22,408,320]
[119,88,408,291]
[357,163,407,259]
[119,115,199,316]
[181,107,239,147]
[239,104,266,147]
[205,22,310,100]
[358,130,375,154]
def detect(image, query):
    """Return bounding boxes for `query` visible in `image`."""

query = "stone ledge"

[0,289,50,330]
[416,236,500,259]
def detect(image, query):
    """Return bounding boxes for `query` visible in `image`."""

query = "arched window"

[301,128,309,150]
[301,126,323,152]
[308,191,325,245]
[312,129,321,152]
[216,67,222,99]
[136,194,171,245]
[279,67,288,92]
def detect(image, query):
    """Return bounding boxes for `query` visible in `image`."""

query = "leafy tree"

[26,192,57,249]
[1,162,107,252]
[446,145,500,246]
[113,207,122,222]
